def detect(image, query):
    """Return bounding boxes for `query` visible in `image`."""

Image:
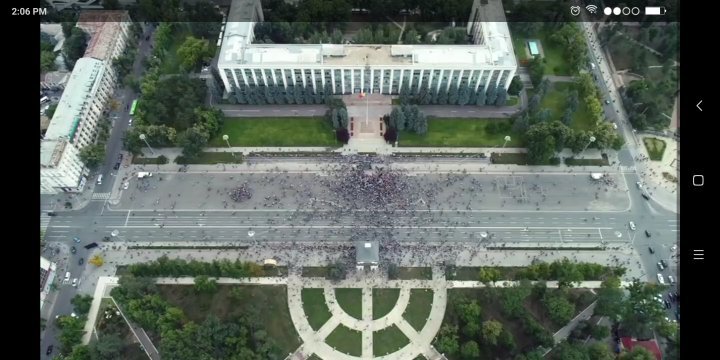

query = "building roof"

[356,241,379,264]
[40,256,53,291]
[41,58,105,166]
[76,10,130,61]
[218,2,515,69]
[620,337,662,360]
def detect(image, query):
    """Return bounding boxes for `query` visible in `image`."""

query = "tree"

[111,275,157,303]
[528,56,546,87]
[457,84,470,105]
[587,342,615,360]
[568,90,580,112]
[71,295,93,316]
[403,29,420,44]
[475,88,486,106]
[328,261,346,281]
[383,127,397,143]
[512,113,530,133]
[102,0,121,9]
[457,300,482,325]
[486,84,498,105]
[448,84,459,105]
[337,108,349,128]
[177,36,212,72]
[460,340,480,359]
[498,328,516,352]
[390,107,406,131]
[553,341,590,360]
[591,324,610,340]
[79,144,106,170]
[478,267,501,285]
[90,334,124,359]
[562,108,573,125]
[481,320,503,345]
[435,324,460,356]
[438,88,449,105]
[41,50,56,73]
[63,27,89,69]
[495,88,508,106]
[621,279,666,337]
[414,112,428,135]
[89,255,104,267]
[508,76,523,96]
[336,128,350,144]
[528,94,541,113]
[618,347,656,360]
[56,315,86,354]
[194,275,218,293]
[46,103,58,119]
[179,126,209,159]
[329,108,340,128]
[500,280,532,317]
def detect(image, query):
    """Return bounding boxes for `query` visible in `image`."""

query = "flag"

[359,92,365,99]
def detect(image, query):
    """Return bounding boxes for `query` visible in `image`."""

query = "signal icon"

[586,5,598,14]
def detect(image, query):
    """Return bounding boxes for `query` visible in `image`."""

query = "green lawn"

[175,152,243,164]
[490,152,528,165]
[210,117,337,147]
[564,154,610,166]
[607,36,662,71]
[447,267,524,281]
[308,355,323,360]
[540,82,597,131]
[302,267,330,278]
[373,325,410,356]
[511,28,572,75]
[335,288,363,320]
[132,157,161,164]
[397,267,433,280]
[506,96,520,106]
[403,289,435,331]
[373,289,400,320]
[301,289,333,331]
[643,137,667,161]
[399,118,522,147]
[157,285,300,353]
[325,325,362,356]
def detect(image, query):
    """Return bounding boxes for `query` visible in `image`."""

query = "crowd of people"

[229,184,252,202]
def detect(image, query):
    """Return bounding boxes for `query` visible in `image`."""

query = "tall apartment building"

[40,11,131,194]
[216,0,516,96]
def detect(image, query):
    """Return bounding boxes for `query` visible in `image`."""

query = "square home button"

[693,175,704,187]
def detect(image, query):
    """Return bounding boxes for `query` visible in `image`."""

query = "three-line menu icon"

[693,249,704,260]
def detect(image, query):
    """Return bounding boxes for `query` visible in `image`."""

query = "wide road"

[218,104,518,118]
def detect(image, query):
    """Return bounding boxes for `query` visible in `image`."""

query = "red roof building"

[620,337,662,360]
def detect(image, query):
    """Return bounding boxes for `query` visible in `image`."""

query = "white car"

[656,273,665,285]
[636,181,643,189]
[71,278,78,287]
[629,221,636,231]
[128,118,133,126]
[122,182,129,190]
[668,275,675,284]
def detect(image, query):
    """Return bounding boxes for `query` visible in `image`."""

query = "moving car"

[648,247,655,254]
[73,237,81,243]
[72,278,78,287]
[645,230,651,238]
[84,242,99,249]
[636,181,643,188]
[46,345,53,355]
[629,221,636,230]
[128,118,133,126]
[656,273,665,285]
[71,246,77,254]
[641,193,650,200]
[122,182,129,190]
[605,99,611,105]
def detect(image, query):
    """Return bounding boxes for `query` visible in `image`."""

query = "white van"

[97,174,103,185]
[40,96,49,104]
[64,272,71,282]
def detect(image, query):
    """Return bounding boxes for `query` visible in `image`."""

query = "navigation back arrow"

[697,100,703,112]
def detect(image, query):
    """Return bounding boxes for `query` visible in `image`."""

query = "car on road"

[636,181,642,189]
[46,345,53,355]
[113,162,121,170]
[645,230,651,238]
[671,245,677,251]
[70,246,76,254]
[47,212,56,216]
[641,193,650,200]
[660,260,668,268]
[605,100,611,105]
[663,299,671,309]
[657,273,665,284]
[648,247,655,254]
[78,258,84,265]
[122,182,129,190]
[72,278,78,287]
[629,221,636,230]
[668,275,675,284]
[657,261,664,271]
[73,237,81,243]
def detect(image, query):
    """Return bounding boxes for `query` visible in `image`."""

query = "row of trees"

[400,83,509,107]
[40,32,57,73]
[325,98,351,144]
[523,120,622,164]
[387,104,428,134]
[514,259,625,286]
[62,27,89,70]
[128,255,267,278]
[229,84,330,106]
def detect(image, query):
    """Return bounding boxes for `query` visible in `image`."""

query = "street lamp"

[502,135,511,148]
[222,134,236,158]
[139,134,155,156]
[581,135,596,157]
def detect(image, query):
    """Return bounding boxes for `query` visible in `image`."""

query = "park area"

[157,285,301,354]
[511,28,573,75]
[159,24,218,75]
[643,137,666,161]
[210,117,338,147]
[399,118,522,147]
[531,82,597,131]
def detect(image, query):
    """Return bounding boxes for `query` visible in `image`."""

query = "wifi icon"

[586,5,598,14]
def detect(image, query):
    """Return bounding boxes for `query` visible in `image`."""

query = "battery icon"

[645,6,666,15]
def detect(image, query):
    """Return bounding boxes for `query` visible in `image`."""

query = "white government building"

[40,11,131,194]
[217,0,517,96]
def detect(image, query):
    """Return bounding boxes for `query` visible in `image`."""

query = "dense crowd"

[229,184,252,202]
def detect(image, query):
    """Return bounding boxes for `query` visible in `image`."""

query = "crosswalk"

[92,192,111,200]
[40,214,51,233]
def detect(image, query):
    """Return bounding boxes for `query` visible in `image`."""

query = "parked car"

[648,247,655,254]
[46,345,54,355]
[78,258,84,265]
[645,230,651,238]
[629,221,636,230]
[72,278,78,287]
[656,273,665,284]
[113,162,121,170]
[636,181,643,188]
[663,299,671,309]
[668,275,675,284]
[657,262,664,271]
[660,260,668,268]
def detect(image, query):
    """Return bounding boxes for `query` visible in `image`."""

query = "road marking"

[598,229,603,240]
[125,211,131,226]
[110,225,613,230]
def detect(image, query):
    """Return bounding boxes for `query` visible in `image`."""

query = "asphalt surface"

[40,23,156,359]
[218,104,519,118]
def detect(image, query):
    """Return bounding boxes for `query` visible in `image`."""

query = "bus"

[129,99,138,116]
